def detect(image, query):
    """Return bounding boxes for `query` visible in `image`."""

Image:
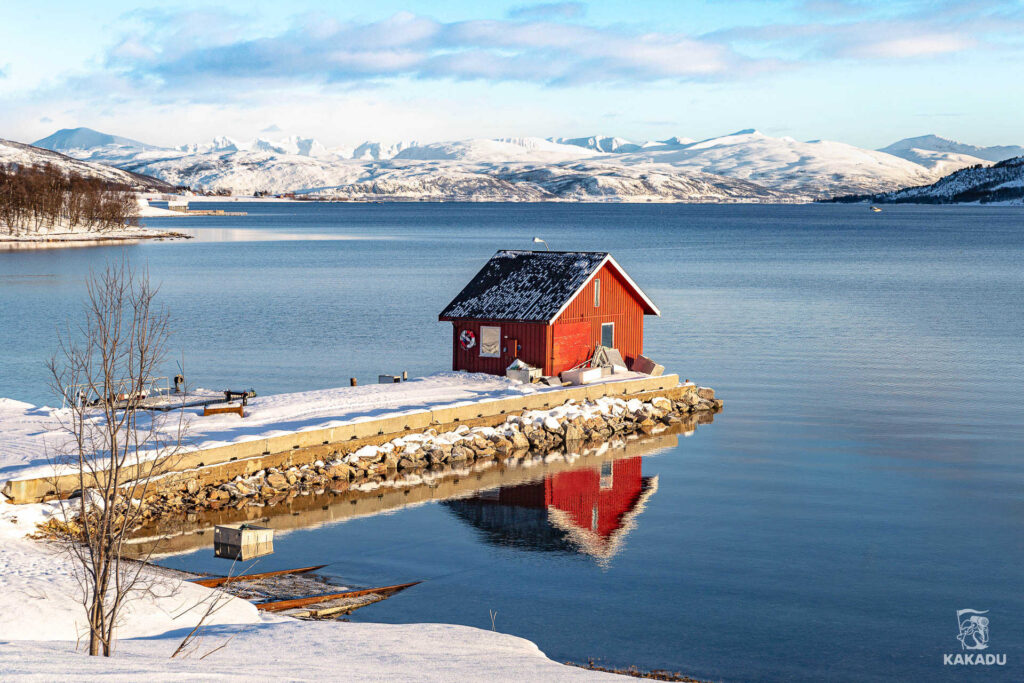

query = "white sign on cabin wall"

[480,326,501,358]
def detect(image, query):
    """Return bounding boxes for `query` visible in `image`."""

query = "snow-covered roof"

[439,250,660,323]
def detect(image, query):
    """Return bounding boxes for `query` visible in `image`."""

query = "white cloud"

[844,34,976,59]
[506,2,587,21]
[102,12,762,90]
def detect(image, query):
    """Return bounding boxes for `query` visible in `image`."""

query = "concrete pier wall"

[2,374,683,504]
[123,426,687,558]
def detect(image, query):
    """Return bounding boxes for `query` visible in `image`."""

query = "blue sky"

[2,0,1022,148]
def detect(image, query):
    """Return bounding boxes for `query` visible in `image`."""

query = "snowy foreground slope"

[0,521,609,681]
[848,156,1024,205]
[0,139,173,192]
[35,127,1022,200]
[0,374,623,680]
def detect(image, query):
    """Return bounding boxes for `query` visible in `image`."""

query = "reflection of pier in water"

[129,418,709,558]
[443,456,656,564]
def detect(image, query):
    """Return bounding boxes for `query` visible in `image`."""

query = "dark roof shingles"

[439,250,608,322]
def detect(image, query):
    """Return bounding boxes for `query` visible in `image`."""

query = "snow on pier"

[0,371,656,488]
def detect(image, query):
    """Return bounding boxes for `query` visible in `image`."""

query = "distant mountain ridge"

[24,126,1024,201]
[879,135,1024,163]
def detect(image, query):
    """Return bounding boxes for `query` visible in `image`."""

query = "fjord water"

[2,203,1022,681]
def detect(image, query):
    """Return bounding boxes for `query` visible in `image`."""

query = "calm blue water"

[2,203,1022,681]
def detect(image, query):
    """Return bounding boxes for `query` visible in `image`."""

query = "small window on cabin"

[601,322,614,348]
[594,279,601,307]
[600,461,613,489]
[480,326,501,358]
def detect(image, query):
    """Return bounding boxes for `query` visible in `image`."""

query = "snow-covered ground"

[0,504,611,681]
[0,372,641,679]
[0,622,611,681]
[136,198,184,217]
[0,225,183,246]
[0,372,653,484]
[0,504,258,643]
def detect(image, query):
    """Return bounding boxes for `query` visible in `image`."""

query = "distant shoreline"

[0,227,192,248]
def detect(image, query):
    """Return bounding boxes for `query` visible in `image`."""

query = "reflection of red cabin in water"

[446,456,658,563]
[439,251,660,377]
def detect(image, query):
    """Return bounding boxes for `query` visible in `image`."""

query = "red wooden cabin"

[439,250,660,376]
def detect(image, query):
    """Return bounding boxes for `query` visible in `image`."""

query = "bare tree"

[47,261,186,656]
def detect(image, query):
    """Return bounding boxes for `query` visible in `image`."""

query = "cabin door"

[552,322,591,374]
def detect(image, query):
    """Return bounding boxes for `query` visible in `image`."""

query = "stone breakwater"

[137,388,722,522]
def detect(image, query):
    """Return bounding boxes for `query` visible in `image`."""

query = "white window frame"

[479,325,501,358]
[601,322,614,348]
[594,278,601,307]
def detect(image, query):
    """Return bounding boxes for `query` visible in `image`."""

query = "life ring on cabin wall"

[459,329,477,350]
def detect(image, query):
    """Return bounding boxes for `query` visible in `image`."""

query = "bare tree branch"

[46,260,187,656]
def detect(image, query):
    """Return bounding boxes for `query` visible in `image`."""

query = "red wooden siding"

[545,457,645,539]
[476,456,646,540]
[450,320,549,375]
[549,262,645,374]
[551,321,591,374]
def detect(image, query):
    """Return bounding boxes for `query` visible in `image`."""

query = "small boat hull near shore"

[256,580,423,613]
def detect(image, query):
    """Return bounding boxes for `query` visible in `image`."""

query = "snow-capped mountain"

[647,136,696,148]
[100,149,792,202]
[875,134,1024,176]
[173,135,336,158]
[31,127,161,153]
[876,147,988,176]
[116,152,365,195]
[298,160,795,203]
[34,128,339,161]
[21,126,1023,201]
[0,138,174,191]
[880,135,1024,164]
[177,136,243,154]
[253,136,329,158]
[552,136,643,153]
[856,156,1024,205]
[393,137,600,163]
[351,141,417,160]
[609,129,940,197]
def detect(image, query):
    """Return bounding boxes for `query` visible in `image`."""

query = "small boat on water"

[189,566,421,618]
[870,206,882,212]
[255,580,422,613]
